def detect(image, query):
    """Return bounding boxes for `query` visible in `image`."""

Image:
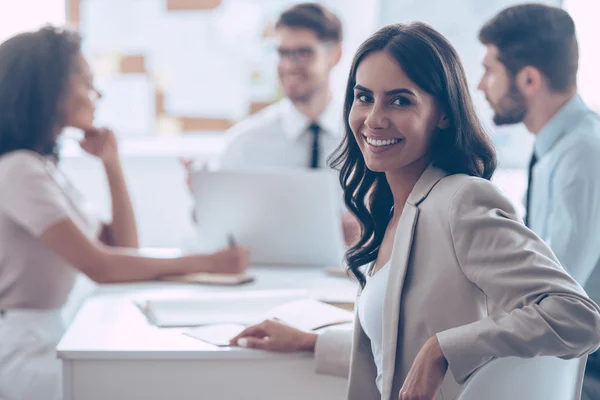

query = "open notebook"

[136,290,353,329]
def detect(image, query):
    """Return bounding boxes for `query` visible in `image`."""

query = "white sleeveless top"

[358,261,391,393]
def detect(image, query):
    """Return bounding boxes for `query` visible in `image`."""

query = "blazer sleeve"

[436,178,600,384]
[314,326,353,378]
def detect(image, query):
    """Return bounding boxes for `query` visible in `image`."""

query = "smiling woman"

[330,23,497,285]
[231,22,600,400]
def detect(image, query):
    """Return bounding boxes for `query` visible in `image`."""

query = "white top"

[0,151,101,309]
[218,97,344,170]
[358,262,391,393]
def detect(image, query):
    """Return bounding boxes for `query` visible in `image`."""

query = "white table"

[58,266,356,400]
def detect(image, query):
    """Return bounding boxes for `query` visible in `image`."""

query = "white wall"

[0,0,65,42]
[61,155,199,248]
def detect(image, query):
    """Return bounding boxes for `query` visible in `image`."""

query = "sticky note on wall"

[67,0,80,27]
[119,55,146,74]
[167,0,222,11]
[179,117,233,132]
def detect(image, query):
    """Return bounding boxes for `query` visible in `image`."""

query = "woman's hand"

[206,246,250,274]
[230,319,318,352]
[80,127,119,166]
[399,336,448,400]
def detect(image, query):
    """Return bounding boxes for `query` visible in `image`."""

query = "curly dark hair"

[0,26,82,159]
[329,23,497,287]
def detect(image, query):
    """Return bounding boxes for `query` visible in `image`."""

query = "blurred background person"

[0,26,249,400]
[477,5,600,398]
[183,3,361,247]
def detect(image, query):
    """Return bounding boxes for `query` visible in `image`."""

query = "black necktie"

[309,123,321,169]
[524,152,538,227]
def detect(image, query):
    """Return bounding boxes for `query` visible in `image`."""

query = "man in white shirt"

[187,3,360,245]
[217,3,342,170]
[477,5,600,399]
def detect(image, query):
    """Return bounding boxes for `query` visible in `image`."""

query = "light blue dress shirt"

[527,94,600,303]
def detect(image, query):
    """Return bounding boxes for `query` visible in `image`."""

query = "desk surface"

[58,266,357,361]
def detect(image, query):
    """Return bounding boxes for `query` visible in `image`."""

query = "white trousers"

[0,309,65,400]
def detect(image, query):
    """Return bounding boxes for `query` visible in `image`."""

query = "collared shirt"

[218,97,344,170]
[527,94,600,303]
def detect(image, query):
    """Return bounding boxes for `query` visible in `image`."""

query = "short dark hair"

[275,3,343,44]
[0,26,81,159]
[479,4,578,92]
[329,23,497,287]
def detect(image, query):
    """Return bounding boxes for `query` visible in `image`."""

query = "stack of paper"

[136,289,353,329]
[136,289,305,327]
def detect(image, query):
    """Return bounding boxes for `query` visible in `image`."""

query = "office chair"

[457,356,586,400]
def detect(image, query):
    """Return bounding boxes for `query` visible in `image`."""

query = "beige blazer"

[315,165,600,400]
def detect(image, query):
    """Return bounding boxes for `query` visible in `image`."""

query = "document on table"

[159,272,255,286]
[182,299,352,347]
[184,323,247,347]
[136,289,307,327]
[269,298,353,331]
[136,290,353,330]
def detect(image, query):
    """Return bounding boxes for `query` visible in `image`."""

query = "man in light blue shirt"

[478,4,600,398]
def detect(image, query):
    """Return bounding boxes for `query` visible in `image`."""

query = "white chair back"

[457,356,586,400]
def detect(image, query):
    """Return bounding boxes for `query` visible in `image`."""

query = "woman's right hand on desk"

[205,246,250,274]
[230,319,319,352]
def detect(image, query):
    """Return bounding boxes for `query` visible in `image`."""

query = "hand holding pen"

[207,234,249,275]
[228,233,237,248]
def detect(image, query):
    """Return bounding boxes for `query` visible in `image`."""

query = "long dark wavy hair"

[329,23,497,287]
[0,26,81,159]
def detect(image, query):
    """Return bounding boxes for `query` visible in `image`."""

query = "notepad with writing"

[159,272,255,286]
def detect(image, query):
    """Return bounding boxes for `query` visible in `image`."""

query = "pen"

[228,234,237,248]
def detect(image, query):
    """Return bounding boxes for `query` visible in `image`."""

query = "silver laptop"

[191,169,345,267]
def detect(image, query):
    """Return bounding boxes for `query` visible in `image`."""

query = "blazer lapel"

[380,204,419,399]
[380,164,449,399]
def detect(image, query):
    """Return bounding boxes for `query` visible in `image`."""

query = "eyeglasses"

[276,46,319,64]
